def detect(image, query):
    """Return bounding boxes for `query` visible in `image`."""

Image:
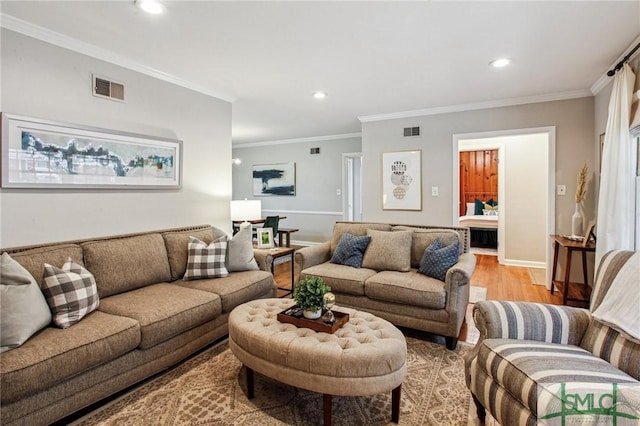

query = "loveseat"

[295,221,476,349]
[465,250,640,425]
[0,224,277,426]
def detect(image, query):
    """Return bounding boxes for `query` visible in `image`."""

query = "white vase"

[303,308,322,320]
[571,202,585,236]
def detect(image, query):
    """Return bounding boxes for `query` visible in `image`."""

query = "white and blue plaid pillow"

[183,236,229,281]
[418,239,460,281]
[42,257,100,329]
[330,232,372,268]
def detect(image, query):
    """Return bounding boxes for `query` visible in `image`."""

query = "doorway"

[342,153,363,222]
[453,127,555,286]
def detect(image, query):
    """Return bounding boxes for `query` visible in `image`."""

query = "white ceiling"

[1,1,639,145]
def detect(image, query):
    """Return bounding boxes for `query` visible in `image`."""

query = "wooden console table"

[550,234,595,306]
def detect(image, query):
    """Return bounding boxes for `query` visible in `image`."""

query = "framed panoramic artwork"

[252,162,295,196]
[381,150,422,210]
[1,113,182,189]
[257,228,274,248]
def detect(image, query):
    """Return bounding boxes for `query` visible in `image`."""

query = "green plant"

[293,276,331,311]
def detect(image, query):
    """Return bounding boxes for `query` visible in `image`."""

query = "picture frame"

[381,150,422,210]
[252,163,296,196]
[583,222,596,247]
[1,113,182,189]
[257,228,274,248]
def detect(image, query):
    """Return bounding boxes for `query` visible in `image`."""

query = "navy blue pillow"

[474,198,485,215]
[330,232,372,268]
[418,239,460,281]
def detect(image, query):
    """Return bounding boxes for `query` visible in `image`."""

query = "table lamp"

[230,199,262,227]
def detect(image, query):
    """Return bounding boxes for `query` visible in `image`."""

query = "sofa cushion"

[0,253,52,353]
[98,283,220,349]
[0,310,140,404]
[330,232,372,268]
[475,338,639,417]
[364,270,446,309]
[162,227,215,281]
[392,226,462,267]
[300,263,377,296]
[82,233,172,298]
[184,237,229,280]
[5,244,84,287]
[176,270,275,313]
[362,230,412,272]
[330,222,392,254]
[418,239,460,281]
[42,258,100,329]
[226,226,259,272]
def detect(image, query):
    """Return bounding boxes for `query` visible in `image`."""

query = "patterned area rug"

[75,338,476,426]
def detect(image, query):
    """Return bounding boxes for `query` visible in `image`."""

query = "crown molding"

[233,132,362,149]
[358,90,592,123]
[591,34,640,96]
[0,13,237,102]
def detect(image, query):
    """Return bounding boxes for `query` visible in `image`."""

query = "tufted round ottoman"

[229,298,407,425]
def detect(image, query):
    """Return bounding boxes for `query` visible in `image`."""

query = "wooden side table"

[550,234,596,306]
[254,246,295,297]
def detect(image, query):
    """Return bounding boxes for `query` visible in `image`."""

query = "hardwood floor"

[273,253,566,344]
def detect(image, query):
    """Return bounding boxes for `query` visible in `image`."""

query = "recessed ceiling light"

[136,0,164,14]
[313,91,328,99]
[489,58,511,68]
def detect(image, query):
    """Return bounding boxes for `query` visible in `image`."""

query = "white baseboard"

[503,259,546,269]
[290,239,318,247]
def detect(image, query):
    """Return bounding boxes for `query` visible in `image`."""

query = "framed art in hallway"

[1,113,182,189]
[252,163,296,196]
[381,150,422,210]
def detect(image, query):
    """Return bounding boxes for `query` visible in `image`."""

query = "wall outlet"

[336,188,341,196]
[431,186,439,196]
[557,185,566,196]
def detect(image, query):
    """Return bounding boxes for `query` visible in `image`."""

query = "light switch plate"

[431,186,439,196]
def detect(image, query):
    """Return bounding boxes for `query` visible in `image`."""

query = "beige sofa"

[0,224,276,426]
[295,222,476,349]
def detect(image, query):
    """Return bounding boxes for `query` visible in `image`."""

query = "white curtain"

[595,63,637,268]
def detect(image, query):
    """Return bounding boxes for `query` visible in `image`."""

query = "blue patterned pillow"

[330,232,372,268]
[418,239,460,281]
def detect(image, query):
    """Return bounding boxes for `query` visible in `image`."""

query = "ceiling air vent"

[403,127,420,137]
[93,74,125,102]
[310,147,320,155]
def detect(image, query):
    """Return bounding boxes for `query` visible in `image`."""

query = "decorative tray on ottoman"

[277,306,349,334]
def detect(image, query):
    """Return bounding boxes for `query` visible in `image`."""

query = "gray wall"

[361,97,595,233]
[232,136,361,243]
[0,30,232,247]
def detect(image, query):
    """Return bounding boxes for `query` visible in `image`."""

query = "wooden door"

[459,150,498,216]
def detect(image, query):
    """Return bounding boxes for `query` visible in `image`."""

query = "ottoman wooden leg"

[323,394,332,426]
[391,384,402,423]
[246,366,254,399]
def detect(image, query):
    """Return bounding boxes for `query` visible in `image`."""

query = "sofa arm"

[447,252,476,286]
[473,300,591,345]
[294,242,331,283]
[253,250,273,272]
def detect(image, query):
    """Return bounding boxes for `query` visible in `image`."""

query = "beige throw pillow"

[226,225,259,272]
[1,253,52,352]
[361,230,412,272]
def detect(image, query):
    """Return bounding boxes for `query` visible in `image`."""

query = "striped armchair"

[465,250,639,425]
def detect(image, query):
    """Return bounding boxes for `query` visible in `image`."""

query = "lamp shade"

[230,199,262,223]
